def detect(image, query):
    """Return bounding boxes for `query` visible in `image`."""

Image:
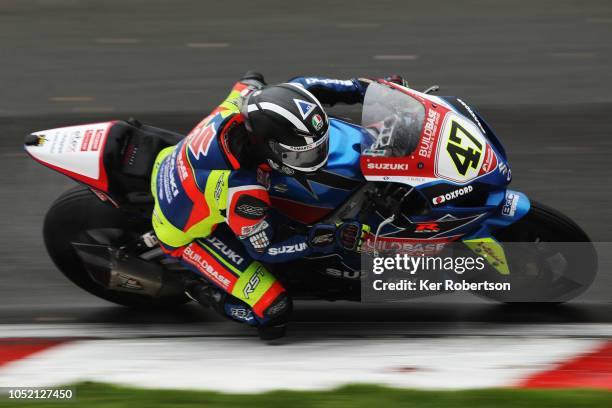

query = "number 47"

[446,121,482,176]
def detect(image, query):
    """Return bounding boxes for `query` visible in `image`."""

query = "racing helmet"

[242,83,330,174]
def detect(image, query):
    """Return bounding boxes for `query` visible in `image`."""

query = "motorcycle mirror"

[423,85,440,94]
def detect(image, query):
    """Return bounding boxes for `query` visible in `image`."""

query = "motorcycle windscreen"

[24,121,116,191]
[360,82,425,158]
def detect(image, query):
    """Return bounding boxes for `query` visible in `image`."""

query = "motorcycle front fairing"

[270,80,533,252]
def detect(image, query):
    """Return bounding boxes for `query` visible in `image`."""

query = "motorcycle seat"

[103,119,185,203]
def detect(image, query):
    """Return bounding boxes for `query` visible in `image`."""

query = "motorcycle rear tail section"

[24,119,184,206]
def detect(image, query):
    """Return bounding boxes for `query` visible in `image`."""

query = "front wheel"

[475,201,597,303]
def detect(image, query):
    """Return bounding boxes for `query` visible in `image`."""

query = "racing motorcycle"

[24,80,597,309]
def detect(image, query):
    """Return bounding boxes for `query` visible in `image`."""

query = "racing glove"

[308,222,370,253]
[336,221,370,252]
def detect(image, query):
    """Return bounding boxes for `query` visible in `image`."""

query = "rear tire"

[43,185,189,308]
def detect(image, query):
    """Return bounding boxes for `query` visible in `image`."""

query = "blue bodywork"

[269,119,366,208]
[270,106,531,244]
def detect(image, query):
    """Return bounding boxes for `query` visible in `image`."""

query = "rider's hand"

[336,221,371,252]
[308,222,371,253]
[308,223,337,252]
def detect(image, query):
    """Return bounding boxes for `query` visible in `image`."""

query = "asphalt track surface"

[2,0,612,337]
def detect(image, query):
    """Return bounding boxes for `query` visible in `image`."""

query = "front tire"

[477,201,597,303]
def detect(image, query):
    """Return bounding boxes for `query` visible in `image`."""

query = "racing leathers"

[151,75,373,328]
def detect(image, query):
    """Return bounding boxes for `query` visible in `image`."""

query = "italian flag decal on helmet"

[312,114,323,131]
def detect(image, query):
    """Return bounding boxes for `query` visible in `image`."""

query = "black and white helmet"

[242,83,329,174]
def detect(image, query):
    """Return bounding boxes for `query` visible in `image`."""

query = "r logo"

[415,223,440,233]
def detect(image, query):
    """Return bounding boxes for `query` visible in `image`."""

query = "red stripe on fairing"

[252,281,285,317]
[520,341,612,389]
[0,338,70,367]
[269,197,332,224]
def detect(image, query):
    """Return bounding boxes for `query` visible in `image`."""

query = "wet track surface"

[1,0,612,332]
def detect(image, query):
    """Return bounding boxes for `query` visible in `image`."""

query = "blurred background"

[1,0,612,325]
[3,0,612,113]
[1,1,612,401]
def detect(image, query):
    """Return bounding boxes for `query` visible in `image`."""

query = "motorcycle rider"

[151,72,406,339]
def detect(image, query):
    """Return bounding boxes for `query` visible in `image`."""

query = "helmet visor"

[270,131,329,172]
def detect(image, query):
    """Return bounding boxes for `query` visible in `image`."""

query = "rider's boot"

[184,277,290,340]
[257,324,287,340]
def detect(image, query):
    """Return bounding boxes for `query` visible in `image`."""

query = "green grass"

[1,383,612,408]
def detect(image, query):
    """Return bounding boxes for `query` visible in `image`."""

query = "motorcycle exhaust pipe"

[72,243,185,297]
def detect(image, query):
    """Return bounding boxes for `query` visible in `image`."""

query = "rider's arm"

[288,75,409,106]
[223,167,368,263]
[225,184,369,263]
[288,77,370,106]
[224,172,335,262]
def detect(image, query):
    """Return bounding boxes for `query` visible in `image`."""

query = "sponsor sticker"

[415,223,440,233]
[480,145,496,174]
[177,151,190,181]
[294,99,316,119]
[91,129,104,151]
[240,220,269,237]
[432,185,474,205]
[81,130,92,151]
[498,162,512,182]
[229,306,255,322]
[324,268,361,280]
[419,109,441,159]
[311,114,324,131]
[502,192,519,217]
[117,274,143,290]
[214,174,224,201]
[68,134,83,152]
[456,98,486,135]
[243,266,265,299]
[267,242,308,256]
[304,78,353,86]
[183,245,232,288]
[237,204,266,218]
[367,161,408,171]
[267,159,295,175]
[272,184,288,193]
[265,297,289,317]
[188,122,215,159]
[205,236,244,265]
